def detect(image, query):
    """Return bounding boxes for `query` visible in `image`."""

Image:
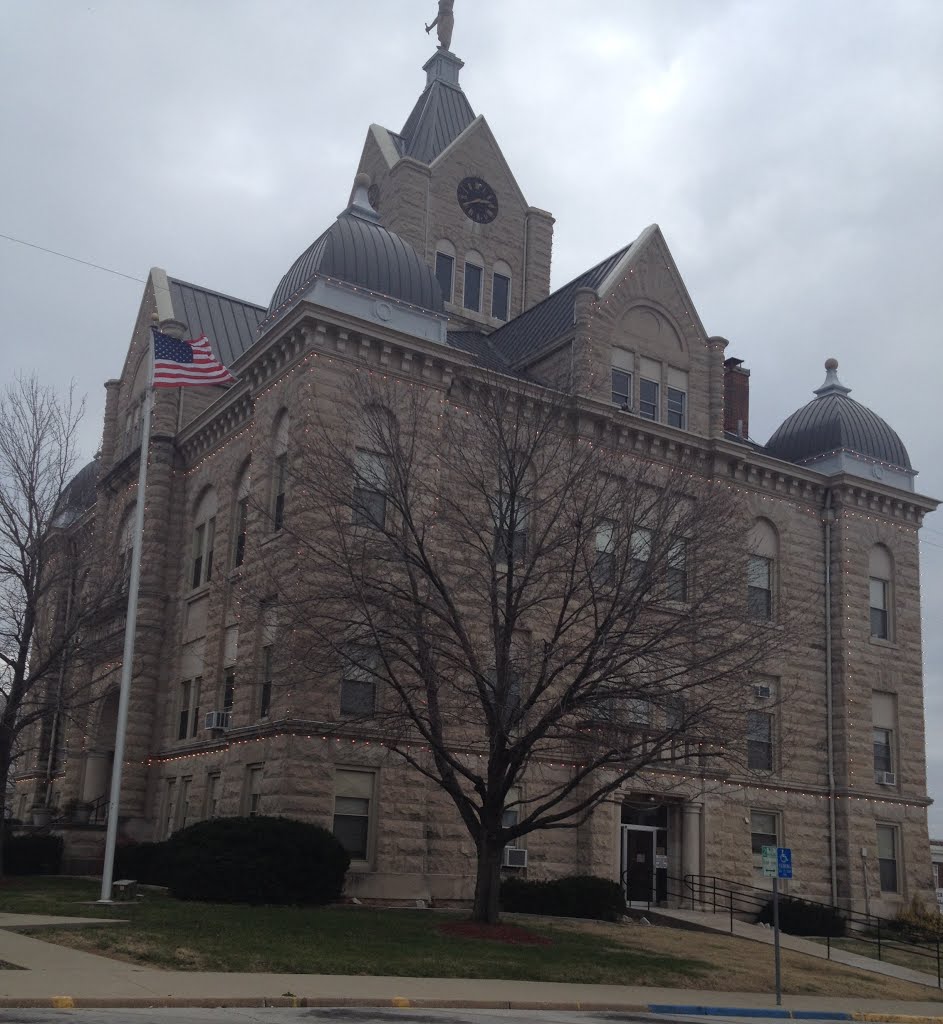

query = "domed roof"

[766,360,911,471]
[53,458,99,527]
[263,176,443,325]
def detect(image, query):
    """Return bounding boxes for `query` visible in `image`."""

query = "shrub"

[890,897,943,942]
[4,833,63,875]
[114,841,170,885]
[162,816,350,905]
[501,874,626,921]
[756,895,845,937]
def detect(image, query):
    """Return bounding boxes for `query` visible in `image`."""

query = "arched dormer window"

[232,460,251,568]
[747,518,778,621]
[191,488,218,589]
[491,260,512,321]
[435,240,456,304]
[271,411,290,532]
[869,544,894,640]
[463,250,484,313]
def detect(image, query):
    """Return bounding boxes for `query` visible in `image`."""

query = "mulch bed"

[438,920,553,945]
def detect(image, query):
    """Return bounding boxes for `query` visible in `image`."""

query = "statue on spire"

[425,0,454,52]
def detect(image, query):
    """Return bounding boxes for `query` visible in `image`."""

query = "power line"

[0,232,145,284]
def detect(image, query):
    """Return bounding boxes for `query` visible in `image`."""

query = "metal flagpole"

[98,351,155,903]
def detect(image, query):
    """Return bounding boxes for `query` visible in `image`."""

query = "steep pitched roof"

[487,244,633,366]
[398,78,476,164]
[446,330,511,373]
[168,278,266,367]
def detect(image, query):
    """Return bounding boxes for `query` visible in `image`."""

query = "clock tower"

[355,46,554,331]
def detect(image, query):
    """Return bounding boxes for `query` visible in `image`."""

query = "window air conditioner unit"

[753,685,772,699]
[875,771,896,786]
[204,710,231,731]
[502,846,528,869]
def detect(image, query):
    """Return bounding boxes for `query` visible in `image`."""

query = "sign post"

[762,846,792,1006]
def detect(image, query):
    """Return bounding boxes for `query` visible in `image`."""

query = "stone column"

[681,802,703,881]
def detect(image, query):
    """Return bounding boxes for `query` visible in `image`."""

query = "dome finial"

[347,172,381,223]
[814,357,851,397]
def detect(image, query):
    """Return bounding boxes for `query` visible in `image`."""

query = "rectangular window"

[873,727,893,775]
[353,450,389,529]
[435,251,454,303]
[667,387,686,429]
[163,778,177,839]
[870,577,889,639]
[612,368,632,408]
[191,523,205,588]
[260,646,273,718]
[463,262,483,312]
[273,455,286,531]
[333,769,374,860]
[876,824,899,892]
[233,498,248,568]
[205,771,221,819]
[178,680,192,740]
[594,520,616,583]
[630,527,652,580]
[176,776,192,831]
[747,555,773,620]
[223,667,236,714]
[341,647,378,716]
[667,539,687,602]
[747,711,773,771]
[244,764,264,817]
[190,676,201,738]
[492,495,528,564]
[639,378,659,421]
[491,272,510,321]
[750,810,779,869]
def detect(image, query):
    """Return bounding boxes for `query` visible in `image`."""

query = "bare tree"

[274,371,796,923]
[0,374,117,873]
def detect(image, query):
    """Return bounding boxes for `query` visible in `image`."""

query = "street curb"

[0,998,940,1020]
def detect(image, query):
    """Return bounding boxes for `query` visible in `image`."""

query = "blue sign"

[777,847,792,879]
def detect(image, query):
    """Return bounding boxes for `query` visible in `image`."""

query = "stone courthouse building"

[23,28,938,919]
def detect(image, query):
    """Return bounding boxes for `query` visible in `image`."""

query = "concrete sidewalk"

[0,915,942,1019]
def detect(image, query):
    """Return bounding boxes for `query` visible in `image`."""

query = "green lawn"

[0,877,708,982]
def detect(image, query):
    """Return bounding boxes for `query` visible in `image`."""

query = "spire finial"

[425,0,455,52]
[814,357,852,397]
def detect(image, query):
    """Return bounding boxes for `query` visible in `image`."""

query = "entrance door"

[621,826,655,903]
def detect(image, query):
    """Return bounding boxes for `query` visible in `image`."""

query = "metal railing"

[621,869,943,988]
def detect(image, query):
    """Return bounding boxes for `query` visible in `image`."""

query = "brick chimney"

[723,357,750,439]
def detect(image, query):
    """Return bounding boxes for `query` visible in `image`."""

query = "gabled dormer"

[356,47,554,331]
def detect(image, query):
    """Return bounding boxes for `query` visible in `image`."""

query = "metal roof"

[765,392,911,470]
[487,244,633,366]
[263,205,443,325]
[399,79,476,164]
[168,278,266,367]
[54,458,99,525]
[446,330,511,373]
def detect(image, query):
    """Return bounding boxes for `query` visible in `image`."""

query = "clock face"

[457,176,498,224]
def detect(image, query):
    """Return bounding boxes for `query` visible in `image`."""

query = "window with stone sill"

[340,646,379,716]
[747,710,774,771]
[177,677,201,740]
[463,259,483,313]
[191,516,216,588]
[436,251,455,303]
[492,270,511,321]
[333,768,375,861]
[750,809,779,870]
[877,824,899,893]
[243,763,264,817]
[204,771,221,819]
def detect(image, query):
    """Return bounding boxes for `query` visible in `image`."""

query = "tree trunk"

[471,837,503,923]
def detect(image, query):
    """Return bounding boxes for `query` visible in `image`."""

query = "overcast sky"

[2,1,942,832]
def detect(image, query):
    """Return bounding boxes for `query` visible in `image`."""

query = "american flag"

[152,328,236,388]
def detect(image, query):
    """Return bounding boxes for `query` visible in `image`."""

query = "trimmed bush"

[501,874,626,921]
[757,895,845,937]
[890,897,943,942]
[114,840,170,885]
[3,833,63,875]
[162,816,350,905]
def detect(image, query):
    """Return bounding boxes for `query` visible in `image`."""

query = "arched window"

[747,519,778,621]
[463,250,484,313]
[271,411,289,532]
[869,545,894,640]
[191,488,218,588]
[118,506,135,588]
[232,461,251,568]
[491,259,512,321]
[435,239,456,303]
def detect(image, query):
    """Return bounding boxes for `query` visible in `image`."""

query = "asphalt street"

[0,1010,905,1024]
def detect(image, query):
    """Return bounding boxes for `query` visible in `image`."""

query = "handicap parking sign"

[777,847,792,879]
